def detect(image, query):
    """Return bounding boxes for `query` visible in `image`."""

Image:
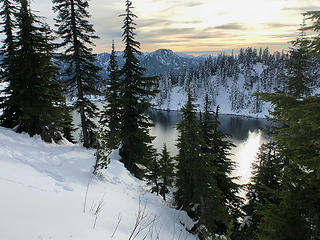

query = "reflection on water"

[73,107,271,184]
[151,123,179,155]
[149,109,273,184]
[230,131,264,184]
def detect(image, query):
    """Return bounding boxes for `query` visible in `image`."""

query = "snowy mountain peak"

[94,49,203,77]
[152,49,176,56]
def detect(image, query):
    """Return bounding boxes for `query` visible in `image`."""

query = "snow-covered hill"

[152,63,274,118]
[0,127,195,240]
[152,48,320,118]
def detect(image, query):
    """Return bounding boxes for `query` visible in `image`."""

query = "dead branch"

[111,213,122,238]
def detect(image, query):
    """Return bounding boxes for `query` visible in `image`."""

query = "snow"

[152,83,272,119]
[0,127,195,240]
[0,81,9,116]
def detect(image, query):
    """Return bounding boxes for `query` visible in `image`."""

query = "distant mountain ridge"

[95,49,205,78]
[0,48,205,78]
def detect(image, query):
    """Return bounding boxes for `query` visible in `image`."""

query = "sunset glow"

[30,0,320,54]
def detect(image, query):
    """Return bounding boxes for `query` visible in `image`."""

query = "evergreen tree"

[243,142,284,240]
[175,92,240,237]
[61,104,76,143]
[200,95,241,235]
[174,89,203,219]
[255,17,320,238]
[146,157,160,195]
[158,144,175,201]
[304,11,320,53]
[257,163,320,240]
[0,0,20,127]
[1,0,72,142]
[284,18,314,97]
[53,0,102,148]
[99,41,121,150]
[0,0,16,79]
[93,129,111,175]
[118,0,158,179]
[93,41,121,175]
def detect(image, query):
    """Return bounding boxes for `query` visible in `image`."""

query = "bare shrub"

[128,198,159,240]
[83,174,94,213]
[111,213,122,238]
[91,197,104,229]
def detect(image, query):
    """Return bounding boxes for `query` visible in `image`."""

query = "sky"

[30,0,320,55]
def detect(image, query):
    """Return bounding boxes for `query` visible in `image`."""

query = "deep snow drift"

[0,127,195,240]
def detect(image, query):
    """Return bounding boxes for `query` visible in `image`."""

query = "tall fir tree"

[93,41,121,175]
[199,95,241,236]
[158,144,175,201]
[99,41,121,150]
[284,17,314,97]
[52,0,102,148]
[257,162,320,240]
[1,0,72,142]
[255,95,320,239]
[242,142,284,240]
[145,157,160,195]
[0,0,20,127]
[146,144,175,199]
[118,0,158,179]
[174,89,203,219]
[255,16,320,239]
[0,0,16,77]
[175,92,241,237]
[304,11,320,53]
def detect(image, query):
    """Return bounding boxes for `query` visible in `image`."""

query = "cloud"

[216,11,228,16]
[28,0,320,54]
[142,39,182,44]
[137,26,243,43]
[152,0,205,7]
[212,23,247,30]
[262,22,298,28]
[281,6,320,12]
[185,1,205,7]
[263,33,297,39]
[138,19,202,28]
[138,19,174,28]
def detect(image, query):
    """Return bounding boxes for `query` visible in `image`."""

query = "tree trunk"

[199,194,206,226]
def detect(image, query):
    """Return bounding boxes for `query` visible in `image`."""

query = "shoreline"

[150,107,270,120]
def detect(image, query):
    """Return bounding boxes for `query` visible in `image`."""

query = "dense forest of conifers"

[0,0,320,239]
[154,46,320,115]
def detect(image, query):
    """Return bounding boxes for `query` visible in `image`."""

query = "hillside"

[152,48,320,118]
[152,62,274,118]
[93,48,319,118]
[0,127,195,240]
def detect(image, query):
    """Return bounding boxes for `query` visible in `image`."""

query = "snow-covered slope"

[151,49,292,118]
[0,127,194,240]
[152,65,274,118]
[153,85,272,119]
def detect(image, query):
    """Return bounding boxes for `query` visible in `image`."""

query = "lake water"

[73,104,273,184]
[149,109,273,184]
